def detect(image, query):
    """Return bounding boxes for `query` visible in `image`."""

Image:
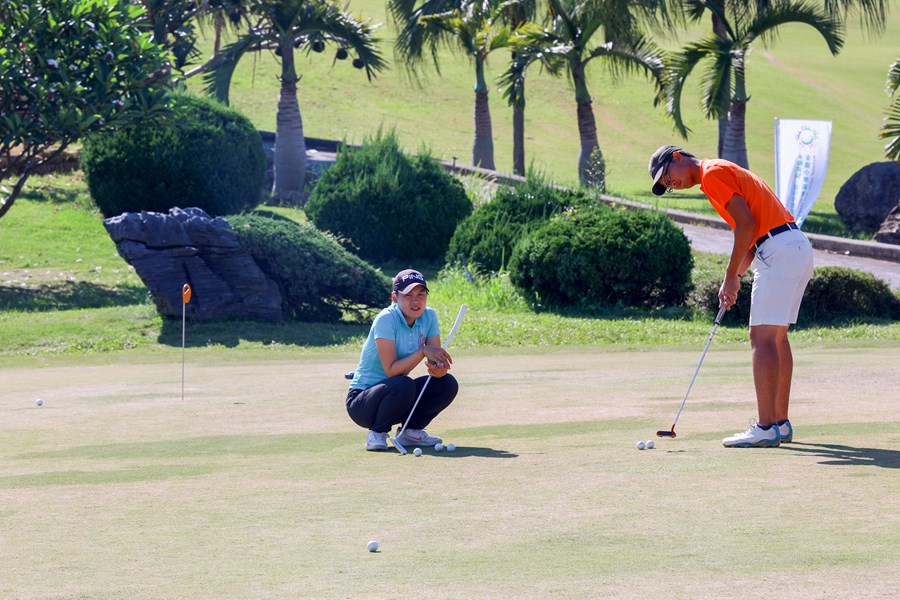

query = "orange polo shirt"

[699,159,795,248]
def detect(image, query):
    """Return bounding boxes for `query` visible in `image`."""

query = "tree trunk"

[273,42,307,204]
[472,57,495,170]
[722,100,749,168]
[576,100,599,186]
[711,2,728,158]
[513,104,525,176]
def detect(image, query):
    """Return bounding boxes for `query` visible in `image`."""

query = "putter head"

[656,428,676,438]
[389,436,407,455]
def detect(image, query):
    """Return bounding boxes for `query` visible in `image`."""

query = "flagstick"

[181,284,192,402]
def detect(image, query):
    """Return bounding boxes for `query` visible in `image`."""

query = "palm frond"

[747,1,844,56]
[665,36,718,138]
[886,57,900,94]
[202,34,265,104]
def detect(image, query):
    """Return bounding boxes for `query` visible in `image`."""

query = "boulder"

[834,162,900,233]
[874,201,900,245]
[104,207,284,321]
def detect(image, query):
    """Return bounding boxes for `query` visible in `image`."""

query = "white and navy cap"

[392,269,429,294]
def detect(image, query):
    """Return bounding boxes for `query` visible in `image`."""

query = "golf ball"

[434,443,444,451]
[446,443,456,452]
[36,399,43,406]
[413,448,423,457]
[367,540,378,552]
[646,440,655,449]
[636,441,646,450]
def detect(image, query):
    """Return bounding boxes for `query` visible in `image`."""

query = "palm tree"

[881,58,900,160]
[204,0,385,203]
[502,0,538,176]
[504,0,665,185]
[665,0,844,169]
[391,0,528,171]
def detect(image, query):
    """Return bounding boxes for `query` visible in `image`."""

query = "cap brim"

[651,181,667,196]
[397,283,428,294]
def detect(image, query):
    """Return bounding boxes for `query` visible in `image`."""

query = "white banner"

[774,118,832,227]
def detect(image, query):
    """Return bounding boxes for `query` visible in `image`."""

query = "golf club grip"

[442,304,468,349]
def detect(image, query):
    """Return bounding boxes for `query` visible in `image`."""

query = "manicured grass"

[2,347,897,598]
[185,4,900,238]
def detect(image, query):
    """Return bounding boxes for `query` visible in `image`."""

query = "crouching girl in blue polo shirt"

[345,269,458,451]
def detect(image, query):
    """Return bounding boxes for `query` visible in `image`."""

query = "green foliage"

[81,91,264,218]
[799,266,900,323]
[447,177,592,273]
[509,205,694,309]
[228,213,389,322]
[304,129,472,261]
[691,266,900,324]
[0,0,170,219]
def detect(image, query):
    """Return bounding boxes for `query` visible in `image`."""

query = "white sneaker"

[722,420,780,448]
[366,430,389,451]
[776,420,793,443]
[395,428,442,446]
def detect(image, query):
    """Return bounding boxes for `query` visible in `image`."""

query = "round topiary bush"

[508,205,693,309]
[304,129,472,261]
[799,266,900,322]
[447,177,593,273]
[82,91,265,218]
[228,213,389,322]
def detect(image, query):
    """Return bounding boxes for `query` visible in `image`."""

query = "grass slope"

[187,3,900,236]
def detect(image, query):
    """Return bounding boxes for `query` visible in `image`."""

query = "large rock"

[104,207,284,321]
[834,162,900,233]
[874,201,900,245]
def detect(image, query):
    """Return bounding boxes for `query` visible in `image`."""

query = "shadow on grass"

[394,446,518,459]
[158,315,370,349]
[781,442,900,469]
[0,281,149,312]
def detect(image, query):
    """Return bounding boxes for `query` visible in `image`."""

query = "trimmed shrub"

[509,205,693,308]
[304,129,471,261]
[691,266,900,324]
[82,91,264,218]
[228,214,389,322]
[447,177,593,273]
[799,266,900,322]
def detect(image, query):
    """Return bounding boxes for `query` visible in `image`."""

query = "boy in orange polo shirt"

[649,146,814,447]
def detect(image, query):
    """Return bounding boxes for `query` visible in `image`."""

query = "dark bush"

[799,266,900,322]
[447,177,593,273]
[691,266,900,324]
[304,129,471,261]
[82,91,264,218]
[508,205,693,308]
[228,214,389,322]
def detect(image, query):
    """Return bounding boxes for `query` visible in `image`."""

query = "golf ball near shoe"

[646,440,655,449]
[413,448,423,457]
[367,540,378,552]
[636,440,646,450]
[446,443,456,452]
[434,443,444,451]
[36,399,43,406]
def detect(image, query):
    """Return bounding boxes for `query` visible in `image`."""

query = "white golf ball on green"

[367,540,378,552]
[636,440,646,450]
[36,399,43,406]
[413,448,422,457]
[434,443,444,451]
[646,440,655,449]
[446,443,456,452]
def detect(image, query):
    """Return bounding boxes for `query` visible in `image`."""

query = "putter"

[657,306,726,438]
[390,304,468,455]
[181,283,192,402]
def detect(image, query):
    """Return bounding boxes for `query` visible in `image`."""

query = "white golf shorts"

[750,229,814,326]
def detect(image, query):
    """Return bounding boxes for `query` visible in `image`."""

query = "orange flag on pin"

[182,283,192,304]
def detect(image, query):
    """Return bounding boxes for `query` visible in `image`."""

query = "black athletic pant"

[346,374,458,434]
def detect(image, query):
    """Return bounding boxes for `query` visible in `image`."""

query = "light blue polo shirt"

[350,303,440,390]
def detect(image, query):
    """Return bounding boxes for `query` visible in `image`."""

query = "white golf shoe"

[395,428,442,446]
[722,420,780,448]
[366,430,389,451]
